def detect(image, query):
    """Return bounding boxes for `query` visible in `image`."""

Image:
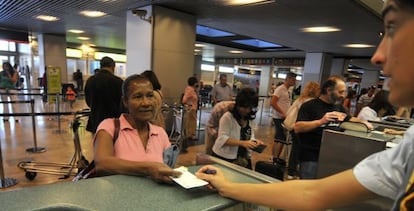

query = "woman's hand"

[242,140,259,149]
[195,165,231,196]
[147,163,181,183]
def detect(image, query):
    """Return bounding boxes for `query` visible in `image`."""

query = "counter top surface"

[0,165,266,211]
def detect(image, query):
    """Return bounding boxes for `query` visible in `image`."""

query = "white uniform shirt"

[271,85,291,119]
[354,125,414,210]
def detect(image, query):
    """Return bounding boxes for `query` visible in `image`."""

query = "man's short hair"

[286,72,297,79]
[219,74,227,80]
[100,56,115,68]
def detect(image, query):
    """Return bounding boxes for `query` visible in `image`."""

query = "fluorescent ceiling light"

[36,15,59,21]
[302,26,341,33]
[201,64,215,72]
[232,39,282,48]
[229,50,243,54]
[68,29,84,34]
[77,36,90,40]
[219,66,234,73]
[80,10,106,17]
[343,44,375,48]
[195,43,206,47]
[223,0,275,6]
[196,25,235,37]
[194,49,201,52]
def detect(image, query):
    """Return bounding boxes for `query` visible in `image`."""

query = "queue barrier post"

[0,136,18,188]
[26,99,47,153]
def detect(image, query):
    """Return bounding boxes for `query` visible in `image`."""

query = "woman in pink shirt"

[182,76,199,148]
[94,74,180,183]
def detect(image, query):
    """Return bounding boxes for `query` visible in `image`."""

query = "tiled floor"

[0,89,280,192]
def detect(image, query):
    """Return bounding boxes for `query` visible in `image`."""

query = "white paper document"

[171,166,208,189]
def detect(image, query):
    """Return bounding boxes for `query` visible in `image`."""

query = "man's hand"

[320,111,347,124]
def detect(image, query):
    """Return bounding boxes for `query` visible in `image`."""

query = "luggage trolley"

[162,104,186,150]
[17,111,90,180]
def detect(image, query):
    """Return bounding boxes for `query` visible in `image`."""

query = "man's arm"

[294,111,340,133]
[196,168,376,210]
[294,119,323,133]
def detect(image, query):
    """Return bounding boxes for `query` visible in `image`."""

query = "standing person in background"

[270,72,296,161]
[65,86,76,109]
[141,70,165,129]
[0,62,19,122]
[343,89,357,116]
[181,76,199,152]
[356,86,376,115]
[85,56,123,134]
[255,80,260,94]
[212,88,263,169]
[205,101,235,155]
[295,76,371,179]
[357,90,395,121]
[196,2,414,209]
[283,81,320,179]
[211,74,232,106]
[73,69,84,92]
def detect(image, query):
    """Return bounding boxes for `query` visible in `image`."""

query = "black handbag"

[255,158,286,181]
[73,118,120,181]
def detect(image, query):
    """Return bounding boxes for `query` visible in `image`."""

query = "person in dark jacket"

[84,56,123,133]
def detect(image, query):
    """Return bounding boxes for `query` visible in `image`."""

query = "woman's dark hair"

[141,70,162,90]
[2,62,14,75]
[346,89,356,98]
[187,76,198,86]
[368,90,395,116]
[231,87,259,120]
[122,74,152,97]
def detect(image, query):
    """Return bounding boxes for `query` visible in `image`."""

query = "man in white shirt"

[271,72,296,160]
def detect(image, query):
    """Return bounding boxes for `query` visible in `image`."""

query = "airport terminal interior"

[0,0,412,210]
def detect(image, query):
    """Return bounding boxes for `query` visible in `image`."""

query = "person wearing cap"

[85,56,124,134]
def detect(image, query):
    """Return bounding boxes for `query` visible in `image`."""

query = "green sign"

[46,66,61,104]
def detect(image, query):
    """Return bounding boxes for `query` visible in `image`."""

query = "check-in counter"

[0,157,278,211]
[317,128,404,211]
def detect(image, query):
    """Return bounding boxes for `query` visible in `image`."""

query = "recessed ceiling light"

[80,10,106,17]
[77,36,90,40]
[301,26,341,33]
[343,44,375,48]
[223,0,275,6]
[229,50,243,54]
[36,15,59,22]
[68,29,84,34]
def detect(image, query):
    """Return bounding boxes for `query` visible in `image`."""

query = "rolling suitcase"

[255,158,286,181]
[254,123,292,181]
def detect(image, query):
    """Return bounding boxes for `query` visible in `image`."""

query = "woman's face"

[3,64,9,71]
[371,0,414,107]
[237,106,252,118]
[123,80,155,122]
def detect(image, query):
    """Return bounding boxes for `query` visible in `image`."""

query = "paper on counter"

[171,166,208,189]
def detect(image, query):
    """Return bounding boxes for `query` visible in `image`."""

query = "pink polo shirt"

[95,114,171,163]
